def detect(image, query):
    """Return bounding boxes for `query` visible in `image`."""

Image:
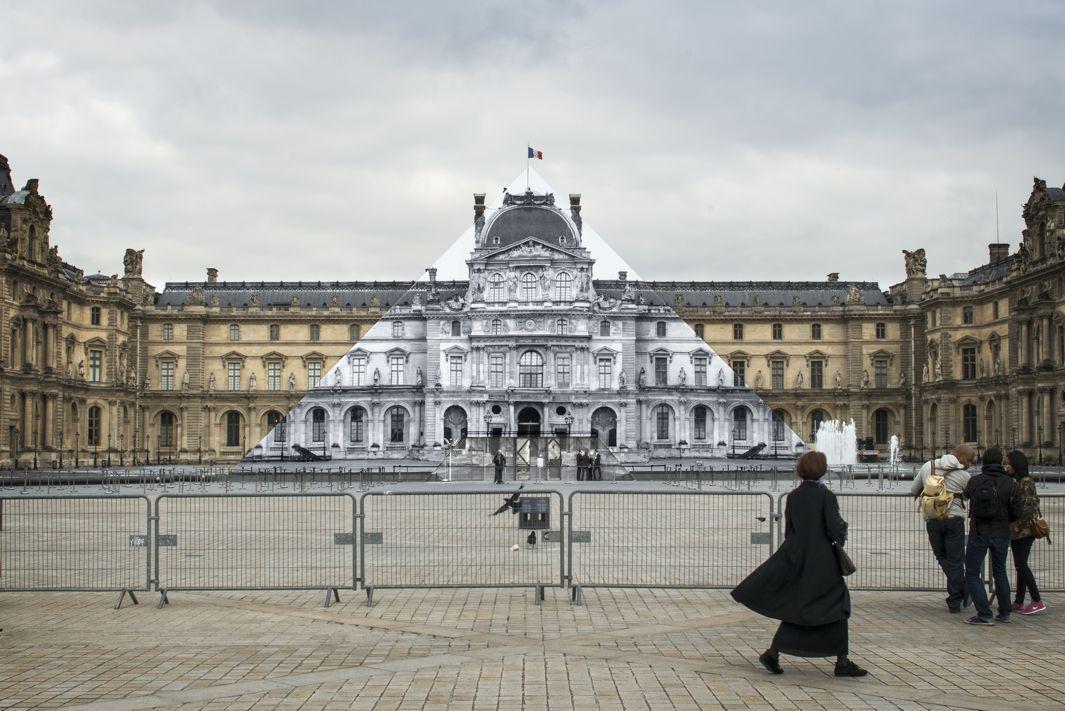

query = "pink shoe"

[1021,601,1047,615]
[1012,602,1024,612]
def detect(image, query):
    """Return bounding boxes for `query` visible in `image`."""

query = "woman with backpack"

[731,451,867,677]
[1006,450,1047,615]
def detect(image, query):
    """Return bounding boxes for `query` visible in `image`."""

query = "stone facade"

[2,153,1064,465]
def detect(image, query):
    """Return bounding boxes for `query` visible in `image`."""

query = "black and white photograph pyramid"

[240,166,804,478]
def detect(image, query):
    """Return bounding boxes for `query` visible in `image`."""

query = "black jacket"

[964,464,1020,538]
[731,481,851,626]
[492,453,505,468]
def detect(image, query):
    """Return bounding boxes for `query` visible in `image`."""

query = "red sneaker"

[1021,601,1047,615]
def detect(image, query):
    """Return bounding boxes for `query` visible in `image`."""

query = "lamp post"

[1058,422,1064,466]
[1038,423,1044,465]
[106,433,112,467]
[13,426,19,471]
[482,411,492,481]
[74,431,80,469]
[132,427,138,467]
[118,431,124,467]
[146,434,150,466]
[58,430,64,469]
[93,435,99,468]
[32,430,38,470]
[198,434,202,464]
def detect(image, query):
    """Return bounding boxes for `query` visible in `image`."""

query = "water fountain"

[889,434,901,468]
[814,419,858,470]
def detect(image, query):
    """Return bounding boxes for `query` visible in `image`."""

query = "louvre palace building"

[3,151,1065,467]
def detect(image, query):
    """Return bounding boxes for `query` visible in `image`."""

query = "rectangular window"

[598,358,612,389]
[771,359,784,389]
[961,347,977,380]
[349,412,364,443]
[694,324,704,339]
[554,354,570,389]
[450,355,463,387]
[694,357,707,386]
[656,321,667,338]
[875,322,886,339]
[731,359,745,387]
[874,358,888,389]
[89,349,103,383]
[962,306,974,325]
[390,355,404,385]
[309,324,320,341]
[352,356,367,386]
[733,324,743,340]
[90,306,101,326]
[810,360,824,389]
[308,361,323,388]
[992,301,1000,320]
[656,408,669,440]
[162,323,173,341]
[227,361,241,390]
[772,323,783,340]
[392,321,403,338]
[267,361,281,391]
[654,356,668,386]
[694,408,707,440]
[229,324,240,341]
[160,360,175,390]
[269,324,280,341]
[811,323,822,340]
[490,353,505,388]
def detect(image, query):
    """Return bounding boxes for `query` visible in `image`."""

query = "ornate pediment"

[502,190,556,207]
[153,349,181,363]
[260,350,287,364]
[484,238,580,263]
[220,350,246,364]
[299,351,326,365]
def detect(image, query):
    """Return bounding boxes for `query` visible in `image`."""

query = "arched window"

[451,320,461,337]
[600,320,611,337]
[962,403,978,443]
[228,324,240,341]
[809,408,828,441]
[349,408,365,443]
[311,408,327,442]
[159,411,175,448]
[518,350,544,388]
[654,404,672,440]
[266,410,286,443]
[491,318,502,335]
[772,409,787,442]
[732,407,750,441]
[555,272,572,301]
[225,411,242,448]
[87,405,102,447]
[489,273,504,302]
[521,272,537,301]
[873,409,890,445]
[693,405,708,440]
[387,406,406,443]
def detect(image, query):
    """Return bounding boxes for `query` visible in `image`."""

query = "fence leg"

[533,585,544,605]
[324,587,340,608]
[114,589,139,610]
[571,584,582,606]
[366,586,374,607]
[157,590,169,608]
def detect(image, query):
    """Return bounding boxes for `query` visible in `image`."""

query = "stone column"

[1019,320,1030,368]
[1043,388,1054,445]
[21,392,31,447]
[43,394,54,448]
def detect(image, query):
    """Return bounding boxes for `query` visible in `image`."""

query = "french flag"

[527,146,543,160]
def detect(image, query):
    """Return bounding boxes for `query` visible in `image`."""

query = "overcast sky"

[3,1,1064,290]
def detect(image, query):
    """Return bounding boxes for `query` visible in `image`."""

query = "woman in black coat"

[731,451,867,677]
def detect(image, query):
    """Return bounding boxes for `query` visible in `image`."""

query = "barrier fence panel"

[0,495,150,607]
[1030,493,1064,592]
[360,490,565,605]
[155,493,356,607]
[567,491,775,601]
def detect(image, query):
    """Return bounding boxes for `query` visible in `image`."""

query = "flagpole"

[526,141,530,191]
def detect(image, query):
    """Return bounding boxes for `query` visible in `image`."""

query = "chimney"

[427,267,437,285]
[618,270,627,282]
[827,272,839,282]
[24,178,39,194]
[569,193,581,214]
[0,154,12,196]
[207,267,218,283]
[473,193,485,220]
[988,243,1009,264]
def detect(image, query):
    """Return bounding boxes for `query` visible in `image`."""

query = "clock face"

[525,319,536,330]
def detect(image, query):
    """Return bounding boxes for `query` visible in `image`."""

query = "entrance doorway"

[517,407,541,436]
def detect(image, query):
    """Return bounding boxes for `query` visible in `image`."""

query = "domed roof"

[480,192,579,250]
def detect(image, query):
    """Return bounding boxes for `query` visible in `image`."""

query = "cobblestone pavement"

[1,588,1062,710]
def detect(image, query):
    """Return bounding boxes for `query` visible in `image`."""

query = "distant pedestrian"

[731,451,867,677]
[592,449,602,481]
[1006,450,1047,615]
[911,445,973,613]
[492,449,506,485]
[963,447,1021,625]
[576,449,587,481]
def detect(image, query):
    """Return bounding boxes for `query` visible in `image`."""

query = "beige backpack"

[919,460,954,520]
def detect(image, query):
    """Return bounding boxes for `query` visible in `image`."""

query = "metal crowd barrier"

[0,495,150,608]
[567,490,775,603]
[359,489,565,605]
[154,493,356,607]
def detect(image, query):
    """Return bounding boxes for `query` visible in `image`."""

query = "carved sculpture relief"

[903,248,927,278]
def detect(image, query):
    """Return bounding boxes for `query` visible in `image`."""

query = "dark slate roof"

[0,190,29,206]
[960,255,1013,286]
[156,281,420,308]
[639,281,889,307]
[483,206,575,249]
[1047,187,1065,202]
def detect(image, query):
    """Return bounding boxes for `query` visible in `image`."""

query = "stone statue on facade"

[181,370,189,390]
[622,281,636,302]
[637,367,647,388]
[1017,241,1031,272]
[834,371,842,389]
[846,285,862,304]
[373,368,381,386]
[795,370,804,388]
[994,356,1003,375]
[678,367,687,386]
[47,245,62,270]
[717,369,725,388]
[577,268,592,297]
[618,368,626,389]
[127,364,136,387]
[123,248,144,277]
[287,372,296,390]
[143,373,151,389]
[506,271,519,300]
[416,367,424,386]
[903,248,927,278]
[539,267,554,294]
[922,362,930,383]
[249,372,257,390]
[978,358,986,378]
[77,359,85,380]
[754,370,764,388]
[861,369,870,389]
[249,293,260,307]
[208,371,217,391]
[898,370,906,389]
[933,354,942,381]
[332,368,341,387]
[188,286,205,306]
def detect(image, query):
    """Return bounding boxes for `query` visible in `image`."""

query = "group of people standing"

[911,444,1047,623]
[730,443,1049,679]
[576,449,602,481]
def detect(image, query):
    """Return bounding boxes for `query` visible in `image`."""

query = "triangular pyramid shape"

[242,168,803,471]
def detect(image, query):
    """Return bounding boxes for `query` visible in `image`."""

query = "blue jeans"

[926,518,966,609]
[965,531,1011,619]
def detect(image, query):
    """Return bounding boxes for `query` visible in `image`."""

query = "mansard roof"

[627,281,891,307]
[480,192,579,250]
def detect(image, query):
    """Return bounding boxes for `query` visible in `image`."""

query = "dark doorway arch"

[517,406,541,436]
[443,405,468,447]
[590,407,617,447]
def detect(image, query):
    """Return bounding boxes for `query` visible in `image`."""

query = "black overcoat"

[731,481,851,626]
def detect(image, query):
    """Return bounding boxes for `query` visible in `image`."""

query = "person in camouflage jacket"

[1006,450,1046,615]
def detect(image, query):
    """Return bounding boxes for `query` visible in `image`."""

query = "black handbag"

[832,541,856,576]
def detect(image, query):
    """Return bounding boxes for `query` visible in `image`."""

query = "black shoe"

[834,660,868,677]
[995,614,1012,624]
[948,606,961,614]
[758,651,783,675]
